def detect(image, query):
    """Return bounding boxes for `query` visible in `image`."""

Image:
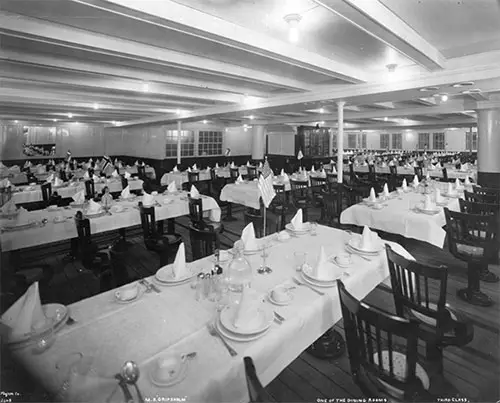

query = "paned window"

[432,132,445,150]
[165,130,195,157]
[361,133,367,149]
[347,133,357,149]
[380,133,390,149]
[466,131,478,150]
[418,132,430,150]
[198,131,223,156]
[392,133,402,149]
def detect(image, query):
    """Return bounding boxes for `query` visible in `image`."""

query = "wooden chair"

[268,183,289,232]
[230,167,240,183]
[188,171,200,184]
[41,182,52,207]
[244,357,276,403]
[75,216,114,292]
[60,170,68,182]
[310,176,327,209]
[87,167,94,178]
[444,208,499,307]
[187,195,223,233]
[120,175,128,190]
[386,245,474,374]
[321,190,343,227]
[338,280,432,402]
[326,172,337,193]
[139,204,181,267]
[244,208,268,238]
[414,166,423,181]
[473,185,500,204]
[189,225,220,260]
[388,166,400,192]
[137,165,146,180]
[289,179,311,222]
[84,179,95,200]
[246,166,257,180]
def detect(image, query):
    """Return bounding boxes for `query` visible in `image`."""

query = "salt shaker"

[195,273,205,301]
[204,273,212,299]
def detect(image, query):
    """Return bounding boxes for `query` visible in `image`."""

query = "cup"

[309,222,318,236]
[271,286,290,303]
[335,253,352,266]
[294,252,307,271]
[31,318,56,354]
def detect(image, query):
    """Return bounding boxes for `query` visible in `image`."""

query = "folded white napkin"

[330,160,334,165]
[54,177,63,187]
[121,186,131,199]
[412,161,418,168]
[16,207,30,224]
[215,163,220,169]
[381,162,387,167]
[190,185,200,199]
[0,161,5,168]
[83,171,90,180]
[464,176,471,186]
[46,173,54,183]
[187,167,192,173]
[124,171,131,179]
[233,288,262,330]
[362,162,367,166]
[91,174,99,183]
[447,182,455,195]
[360,226,378,251]
[134,160,139,166]
[1,282,46,338]
[413,175,419,187]
[259,162,263,168]
[424,195,435,210]
[402,178,408,189]
[172,243,186,279]
[312,246,332,281]
[320,169,326,178]
[435,188,444,204]
[280,169,285,176]
[241,222,258,251]
[1,199,16,215]
[383,183,390,197]
[332,165,337,174]
[206,167,210,172]
[72,190,85,204]
[192,164,197,170]
[89,158,93,163]
[87,199,102,214]
[455,178,463,190]
[282,173,290,183]
[474,160,477,165]
[461,163,468,172]
[290,209,303,230]
[118,162,123,169]
[111,169,119,178]
[114,158,118,165]
[142,192,155,206]
[167,181,177,193]
[230,162,235,168]
[247,161,251,167]
[369,187,377,202]
[426,171,431,181]
[311,166,315,173]
[173,165,178,172]
[236,174,244,184]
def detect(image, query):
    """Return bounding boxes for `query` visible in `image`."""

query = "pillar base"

[477,172,500,189]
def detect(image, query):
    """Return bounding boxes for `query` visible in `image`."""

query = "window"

[392,133,402,149]
[198,131,223,156]
[466,131,478,150]
[165,130,195,157]
[432,132,445,150]
[348,133,357,149]
[380,133,390,149]
[361,133,367,149]
[418,132,430,150]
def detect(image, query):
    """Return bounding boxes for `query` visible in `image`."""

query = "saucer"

[268,289,293,306]
[150,355,189,387]
[332,257,352,268]
[114,284,144,304]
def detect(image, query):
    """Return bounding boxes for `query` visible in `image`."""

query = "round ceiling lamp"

[284,14,302,43]
[419,86,439,92]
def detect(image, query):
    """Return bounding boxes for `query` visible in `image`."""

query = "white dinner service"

[114,283,144,303]
[268,286,294,306]
[150,354,190,387]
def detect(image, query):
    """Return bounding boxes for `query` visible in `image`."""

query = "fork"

[206,323,238,357]
[292,277,325,296]
[139,279,153,293]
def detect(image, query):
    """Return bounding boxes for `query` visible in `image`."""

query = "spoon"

[121,361,144,403]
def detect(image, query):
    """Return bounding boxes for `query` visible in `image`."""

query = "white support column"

[337,101,345,183]
[252,125,266,160]
[177,120,182,164]
[329,126,334,157]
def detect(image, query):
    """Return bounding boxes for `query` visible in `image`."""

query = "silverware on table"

[139,279,161,293]
[292,277,325,296]
[121,361,144,403]
[274,311,285,323]
[207,323,238,357]
[66,317,77,326]
[115,374,134,403]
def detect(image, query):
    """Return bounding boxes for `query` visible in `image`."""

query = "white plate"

[216,317,270,342]
[150,356,189,388]
[300,271,338,288]
[84,210,104,218]
[155,265,197,284]
[2,221,37,230]
[348,238,383,254]
[414,205,440,215]
[345,244,381,258]
[442,192,460,198]
[47,205,59,211]
[267,290,294,306]
[362,198,378,206]
[302,263,342,283]
[53,217,67,224]
[7,303,68,345]
[219,304,273,336]
[285,223,310,234]
[114,284,145,304]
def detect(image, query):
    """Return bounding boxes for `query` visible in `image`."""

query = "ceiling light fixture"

[93,103,99,110]
[319,108,324,113]
[176,109,181,115]
[67,113,73,118]
[14,120,18,123]
[441,94,449,102]
[203,120,207,124]
[284,14,302,43]
[419,86,439,92]
[53,119,58,122]
[142,82,149,92]
[452,82,474,88]
[249,115,254,120]
[386,63,398,73]
[112,121,117,126]
[384,117,388,121]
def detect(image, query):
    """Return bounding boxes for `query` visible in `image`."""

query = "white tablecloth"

[11,226,413,402]
[11,179,144,204]
[0,192,220,251]
[340,182,461,247]
[345,164,477,181]
[220,181,261,209]
[160,167,252,187]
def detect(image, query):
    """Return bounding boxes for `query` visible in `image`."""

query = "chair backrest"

[210,168,217,181]
[414,166,423,181]
[60,170,67,182]
[88,167,94,178]
[338,280,422,400]
[244,357,276,403]
[459,198,500,216]
[188,195,205,229]
[120,175,128,190]
[137,165,146,179]
[75,216,92,244]
[189,225,219,260]
[389,165,397,175]
[188,171,200,184]
[84,179,95,200]
[139,204,158,240]
[322,191,342,226]
[473,185,500,204]
[271,183,286,206]
[41,182,52,202]
[444,208,498,262]
[441,168,448,181]
[290,179,308,199]
[310,176,327,193]
[244,209,264,238]
[386,245,449,337]
[230,167,240,182]
[247,166,257,180]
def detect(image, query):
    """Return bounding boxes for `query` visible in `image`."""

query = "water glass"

[310,222,318,236]
[294,252,307,271]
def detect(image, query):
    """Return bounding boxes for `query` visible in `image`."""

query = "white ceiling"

[1,0,500,129]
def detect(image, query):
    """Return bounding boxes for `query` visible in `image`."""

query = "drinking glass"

[294,252,307,271]
[310,222,318,236]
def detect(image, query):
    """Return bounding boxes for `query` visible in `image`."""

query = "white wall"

[267,126,295,156]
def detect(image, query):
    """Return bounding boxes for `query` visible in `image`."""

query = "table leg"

[167,218,175,234]
[457,263,493,307]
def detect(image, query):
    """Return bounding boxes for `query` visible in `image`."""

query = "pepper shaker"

[195,273,205,301]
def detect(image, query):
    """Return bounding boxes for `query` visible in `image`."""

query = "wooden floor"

[1,204,499,402]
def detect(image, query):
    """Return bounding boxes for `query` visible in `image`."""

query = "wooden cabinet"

[296,126,330,157]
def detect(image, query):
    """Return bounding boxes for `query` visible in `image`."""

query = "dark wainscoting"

[477,171,500,189]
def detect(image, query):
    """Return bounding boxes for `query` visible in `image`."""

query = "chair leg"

[479,266,499,283]
[457,262,493,307]
[426,343,444,374]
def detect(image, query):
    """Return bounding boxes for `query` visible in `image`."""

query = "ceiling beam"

[0,49,272,98]
[0,11,311,92]
[371,102,395,109]
[313,0,446,70]
[78,0,370,83]
[467,92,490,101]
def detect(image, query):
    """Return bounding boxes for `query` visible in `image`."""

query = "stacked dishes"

[215,304,273,342]
[285,222,311,235]
[414,203,440,215]
[154,265,197,286]
[300,264,341,288]
[346,237,383,257]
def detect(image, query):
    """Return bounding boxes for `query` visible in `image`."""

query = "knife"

[142,279,161,293]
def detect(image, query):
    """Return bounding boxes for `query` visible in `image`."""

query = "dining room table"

[0,191,220,252]
[344,164,477,181]
[160,166,253,187]
[10,178,144,205]
[8,225,415,402]
[340,181,463,247]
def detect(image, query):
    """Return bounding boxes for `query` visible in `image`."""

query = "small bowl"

[154,356,182,382]
[114,284,139,302]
